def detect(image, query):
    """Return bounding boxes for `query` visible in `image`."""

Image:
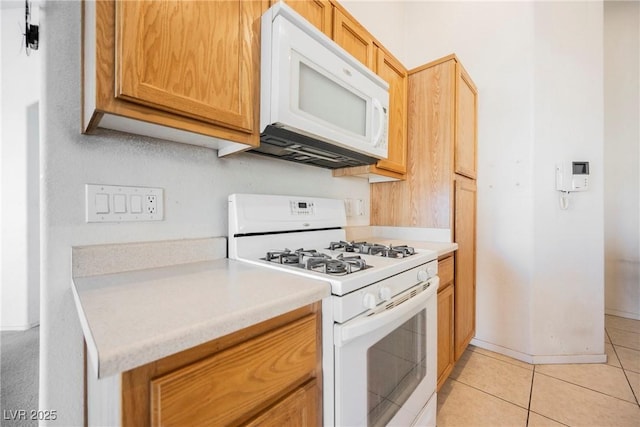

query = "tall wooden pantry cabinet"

[370,54,478,387]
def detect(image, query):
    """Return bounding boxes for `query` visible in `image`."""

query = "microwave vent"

[253,125,379,170]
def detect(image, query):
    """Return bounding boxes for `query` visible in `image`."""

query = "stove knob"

[379,286,392,301]
[363,292,377,310]
[427,267,437,277]
[417,270,429,282]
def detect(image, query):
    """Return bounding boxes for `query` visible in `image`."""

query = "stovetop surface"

[227,194,438,295]
[240,245,436,296]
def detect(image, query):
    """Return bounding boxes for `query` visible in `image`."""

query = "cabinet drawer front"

[438,255,454,288]
[150,314,318,426]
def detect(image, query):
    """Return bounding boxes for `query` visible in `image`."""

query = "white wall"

[39,1,369,425]
[531,0,604,359]
[340,0,407,62]
[604,0,640,320]
[1,1,40,330]
[401,0,537,357]
[392,1,604,362]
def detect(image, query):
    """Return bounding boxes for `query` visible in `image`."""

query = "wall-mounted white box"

[86,184,164,222]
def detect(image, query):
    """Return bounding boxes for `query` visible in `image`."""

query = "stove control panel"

[290,200,315,216]
[335,259,439,323]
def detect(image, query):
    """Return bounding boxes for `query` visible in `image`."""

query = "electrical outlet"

[146,195,157,214]
[86,184,164,222]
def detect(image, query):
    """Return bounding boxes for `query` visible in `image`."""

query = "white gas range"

[228,194,439,426]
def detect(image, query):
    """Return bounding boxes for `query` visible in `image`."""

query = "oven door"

[334,277,438,427]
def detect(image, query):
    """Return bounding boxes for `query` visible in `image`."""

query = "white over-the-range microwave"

[254,2,390,169]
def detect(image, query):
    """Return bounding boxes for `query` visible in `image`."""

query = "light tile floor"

[437,315,640,426]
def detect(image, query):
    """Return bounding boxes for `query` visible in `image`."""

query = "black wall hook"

[24,0,39,53]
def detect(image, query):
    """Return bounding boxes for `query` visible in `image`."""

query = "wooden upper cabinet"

[374,47,408,175]
[278,0,333,37]
[454,63,478,179]
[331,14,408,182]
[83,0,264,154]
[332,7,375,70]
[116,1,254,132]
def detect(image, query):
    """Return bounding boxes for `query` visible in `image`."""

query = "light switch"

[114,194,127,213]
[95,193,109,214]
[86,184,163,222]
[130,195,143,213]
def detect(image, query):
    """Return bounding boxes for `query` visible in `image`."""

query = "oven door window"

[367,311,426,427]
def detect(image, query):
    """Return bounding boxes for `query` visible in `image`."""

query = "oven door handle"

[335,277,438,346]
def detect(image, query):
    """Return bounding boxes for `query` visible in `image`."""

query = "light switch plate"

[86,184,164,222]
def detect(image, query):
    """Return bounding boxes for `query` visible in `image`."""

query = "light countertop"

[71,239,330,378]
[345,226,458,258]
[370,238,458,258]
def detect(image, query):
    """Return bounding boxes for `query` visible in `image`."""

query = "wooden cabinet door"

[437,281,455,391]
[375,47,408,174]
[332,8,375,70]
[116,0,257,133]
[454,176,477,360]
[437,255,455,391]
[454,63,478,179]
[279,0,333,37]
[246,379,320,426]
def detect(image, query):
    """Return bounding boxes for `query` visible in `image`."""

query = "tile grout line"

[447,377,531,411]
[525,364,535,426]
[606,324,640,352]
[469,347,534,371]
[534,369,638,406]
[608,328,640,407]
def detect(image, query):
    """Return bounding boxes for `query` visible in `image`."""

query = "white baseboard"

[470,338,534,364]
[531,353,607,364]
[1,321,39,332]
[605,308,640,321]
[471,338,608,365]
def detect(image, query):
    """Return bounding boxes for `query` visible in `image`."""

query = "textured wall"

[39,1,369,424]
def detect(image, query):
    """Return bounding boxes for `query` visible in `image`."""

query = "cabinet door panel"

[150,314,318,426]
[246,379,320,427]
[375,48,407,174]
[117,0,255,132]
[437,282,454,391]
[454,176,476,360]
[332,8,375,70]
[280,0,332,37]
[455,64,478,179]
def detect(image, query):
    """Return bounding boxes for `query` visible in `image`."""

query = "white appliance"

[256,3,390,169]
[228,194,439,426]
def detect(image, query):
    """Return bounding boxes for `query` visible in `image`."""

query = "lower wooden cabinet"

[437,255,455,391]
[122,303,322,427]
[454,176,477,360]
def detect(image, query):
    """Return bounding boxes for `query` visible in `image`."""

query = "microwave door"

[269,14,388,159]
[287,52,373,152]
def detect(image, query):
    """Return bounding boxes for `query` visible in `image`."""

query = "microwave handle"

[335,277,438,346]
[372,98,385,147]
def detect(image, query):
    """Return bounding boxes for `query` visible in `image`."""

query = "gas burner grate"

[264,249,300,265]
[307,254,370,275]
[262,248,372,275]
[328,241,416,258]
